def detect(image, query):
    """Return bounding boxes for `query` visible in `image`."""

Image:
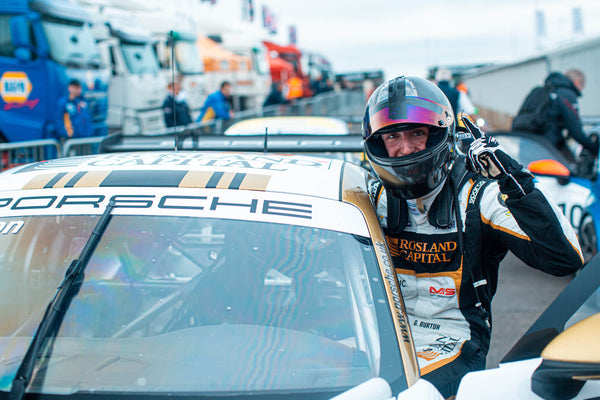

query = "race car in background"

[0,150,447,399]
[224,116,352,135]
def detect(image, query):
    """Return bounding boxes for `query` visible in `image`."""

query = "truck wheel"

[579,214,597,264]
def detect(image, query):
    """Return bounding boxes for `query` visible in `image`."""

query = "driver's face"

[382,126,430,157]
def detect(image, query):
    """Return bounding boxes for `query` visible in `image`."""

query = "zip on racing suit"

[362,76,583,398]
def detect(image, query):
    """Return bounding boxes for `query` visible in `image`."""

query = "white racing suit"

[369,157,583,397]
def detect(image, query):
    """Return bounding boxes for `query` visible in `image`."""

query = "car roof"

[224,116,350,136]
[0,151,368,202]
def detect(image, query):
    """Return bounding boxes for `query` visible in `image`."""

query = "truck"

[263,40,309,98]
[206,33,271,111]
[196,34,251,112]
[79,1,168,135]
[132,7,207,118]
[0,0,109,142]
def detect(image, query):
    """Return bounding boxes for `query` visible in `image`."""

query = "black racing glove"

[462,115,534,199]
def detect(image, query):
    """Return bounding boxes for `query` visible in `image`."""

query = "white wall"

[462,36,600,119]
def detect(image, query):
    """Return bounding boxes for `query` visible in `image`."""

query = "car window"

[564,287,600,330]
[492,133,575,172]
[0,215,406,395]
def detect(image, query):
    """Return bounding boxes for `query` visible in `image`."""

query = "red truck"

[263,40,311,97]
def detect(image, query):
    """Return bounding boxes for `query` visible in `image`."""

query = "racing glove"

[462,115,534,199]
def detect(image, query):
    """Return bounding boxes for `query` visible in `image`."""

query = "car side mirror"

[531,313,600,400]
[528,159,571,185]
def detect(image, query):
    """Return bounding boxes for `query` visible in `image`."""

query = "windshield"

[175,39,204,74]
[41,18,103,69]
[121,42,160,75]
[0,214,404,396]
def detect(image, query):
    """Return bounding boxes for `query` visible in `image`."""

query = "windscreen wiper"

[10,201,116,400]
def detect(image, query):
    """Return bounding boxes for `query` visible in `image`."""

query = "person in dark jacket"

[363,76,583,399]
[512,69,598,160]
[262,82,289,108]
[435,67,476,117]
[162,80,192,128]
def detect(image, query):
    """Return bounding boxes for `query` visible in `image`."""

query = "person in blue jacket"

[197,81,234,124]
[57,79,94,138]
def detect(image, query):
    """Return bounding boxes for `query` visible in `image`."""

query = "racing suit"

[369,156,583,397]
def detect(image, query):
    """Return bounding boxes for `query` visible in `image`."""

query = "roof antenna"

[263,126,268,153]
[169,30,178,151]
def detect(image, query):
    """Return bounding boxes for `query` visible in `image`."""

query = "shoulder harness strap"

[460,173,494,328]
[428,156,473,228]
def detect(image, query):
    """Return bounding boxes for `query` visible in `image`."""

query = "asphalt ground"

[485,251,573,369]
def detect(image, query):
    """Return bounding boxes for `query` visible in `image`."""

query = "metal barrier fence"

[61,136,107,158]
[0,137,108,172]
[153,89,367,136]
[0,139,60,171]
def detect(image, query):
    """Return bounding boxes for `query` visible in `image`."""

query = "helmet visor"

[366,78,453,135]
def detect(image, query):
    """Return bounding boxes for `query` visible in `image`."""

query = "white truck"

[77,0,168,134]
[133,8,207,118]
[207,32,271,111]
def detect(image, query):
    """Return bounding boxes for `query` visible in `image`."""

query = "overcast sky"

[260,0,600,79]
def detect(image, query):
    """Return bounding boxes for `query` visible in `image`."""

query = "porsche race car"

[0,151,444,400]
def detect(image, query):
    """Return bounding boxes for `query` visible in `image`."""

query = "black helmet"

[362,76,457,199]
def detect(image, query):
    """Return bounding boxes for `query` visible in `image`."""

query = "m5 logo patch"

[429,286,456,297]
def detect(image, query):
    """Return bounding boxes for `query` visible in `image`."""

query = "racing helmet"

[362,76,457,199]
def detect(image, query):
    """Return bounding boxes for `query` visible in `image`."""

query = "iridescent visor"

[369,96,448,133]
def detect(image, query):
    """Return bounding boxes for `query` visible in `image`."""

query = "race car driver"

[362,76,583,399]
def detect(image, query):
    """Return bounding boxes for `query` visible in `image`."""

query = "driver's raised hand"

[462,115,534,199]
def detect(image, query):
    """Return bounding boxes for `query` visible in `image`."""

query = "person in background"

[362,75,583,399]
[56,79,94,139]
[285,73,304,103]
[512,69,598,162]
[435,67,477,117]
[197,81,234,124]
[263,81,289,108]
[310,74,332,96]
[162,79,192,128]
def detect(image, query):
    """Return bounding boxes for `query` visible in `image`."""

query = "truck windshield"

[121,42,160,75]
[41,18,103,69]
[175,39,204,74]
[254,45,270,76]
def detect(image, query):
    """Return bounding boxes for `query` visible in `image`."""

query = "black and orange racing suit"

[369,157,583,397]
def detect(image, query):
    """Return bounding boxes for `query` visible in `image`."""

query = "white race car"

[224,116,351,136]
[0,151,442,399]
[456,253,600,399]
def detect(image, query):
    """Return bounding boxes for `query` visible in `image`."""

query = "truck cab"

[87,6,167,135]
[208,33,271,111]
[0,0,109,142]
[263,40,308,98]
[155,29,206,117]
